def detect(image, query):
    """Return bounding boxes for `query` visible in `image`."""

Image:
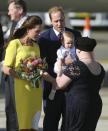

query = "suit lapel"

[50,28,58,41]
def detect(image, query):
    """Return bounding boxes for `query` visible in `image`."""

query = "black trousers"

[43,85,65,131]
[1,73,19,131]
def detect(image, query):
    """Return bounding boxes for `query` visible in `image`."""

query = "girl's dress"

[4,39,42,129]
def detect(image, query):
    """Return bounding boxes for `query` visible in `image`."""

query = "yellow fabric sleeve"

[4,40,18,67]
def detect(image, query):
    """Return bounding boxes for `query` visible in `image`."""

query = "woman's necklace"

[20,38,34,46]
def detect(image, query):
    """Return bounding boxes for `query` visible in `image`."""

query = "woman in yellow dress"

[3,16,43,131]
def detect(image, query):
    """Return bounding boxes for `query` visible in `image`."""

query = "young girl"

[49,31,76,100]
[54,31,76,76]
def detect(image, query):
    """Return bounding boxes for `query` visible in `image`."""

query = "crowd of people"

[0,0,105,131]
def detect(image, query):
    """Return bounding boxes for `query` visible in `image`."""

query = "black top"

[63,60,105,131]
[64,61,105,94]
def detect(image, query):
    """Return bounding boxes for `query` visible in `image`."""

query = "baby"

[49,31,76,100]
[54,31,76,76]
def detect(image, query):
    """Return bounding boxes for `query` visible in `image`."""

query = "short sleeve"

[63,63,80,80]
[4,40,18,67]
[57,49,64,59]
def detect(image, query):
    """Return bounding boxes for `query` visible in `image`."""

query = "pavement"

[0,87,108,131]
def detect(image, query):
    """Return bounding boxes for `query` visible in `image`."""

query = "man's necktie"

[58,32,62,41]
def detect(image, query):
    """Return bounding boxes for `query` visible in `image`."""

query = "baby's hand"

[64,54,74,65]
[40,70,48,76]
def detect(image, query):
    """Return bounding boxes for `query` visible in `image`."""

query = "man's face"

[50,11,65,32]
[8,2,23,21]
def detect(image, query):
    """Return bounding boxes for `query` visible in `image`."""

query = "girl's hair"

[12,15,42,39]
[61,31,75,44]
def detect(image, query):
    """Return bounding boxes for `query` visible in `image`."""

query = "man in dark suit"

[38,6,81,131]
[2,0,27,131]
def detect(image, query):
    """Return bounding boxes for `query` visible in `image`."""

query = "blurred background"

[0,0,108,131]
[0,0,108,35]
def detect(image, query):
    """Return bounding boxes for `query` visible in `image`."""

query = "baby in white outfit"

[49,31,76,100]
[54,31,76,76]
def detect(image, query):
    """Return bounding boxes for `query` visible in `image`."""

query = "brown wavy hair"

[11,15,42,39]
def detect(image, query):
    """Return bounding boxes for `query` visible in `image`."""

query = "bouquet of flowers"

[17,56,47,88]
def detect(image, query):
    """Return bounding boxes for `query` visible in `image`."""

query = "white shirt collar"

[15,15,28,30]
[53,27,65,36]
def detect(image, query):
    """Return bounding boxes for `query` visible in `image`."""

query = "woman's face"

[27,25,42,40]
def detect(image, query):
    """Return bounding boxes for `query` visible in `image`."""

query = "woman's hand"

[9,69,19,78]
[40,70,55,84]
[3,65,19,78]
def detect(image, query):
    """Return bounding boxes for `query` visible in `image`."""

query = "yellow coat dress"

[4,39,42,129]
